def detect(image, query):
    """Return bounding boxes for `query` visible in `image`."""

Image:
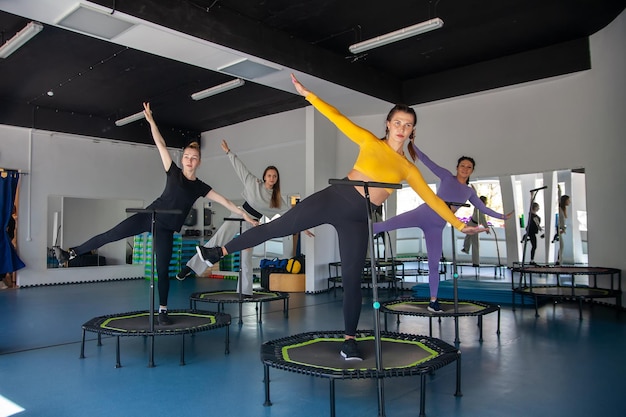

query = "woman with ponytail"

[374,146,512,313]
[54,103,256,325]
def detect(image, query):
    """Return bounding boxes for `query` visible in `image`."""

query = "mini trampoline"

[80,309,231,368]
[512,265,622,319]
[380,298,500,343]
[260,330,461,417]
[189,290,289,324]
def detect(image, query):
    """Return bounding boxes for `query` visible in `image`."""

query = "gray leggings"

[225,184,372,336]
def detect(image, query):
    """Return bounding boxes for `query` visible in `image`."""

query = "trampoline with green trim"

[260,330,461,417]
[380,298,501,343]
[189,290,289,324]
[80,309,231,367]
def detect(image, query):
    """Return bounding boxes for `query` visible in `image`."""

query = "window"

[395,179,505,228]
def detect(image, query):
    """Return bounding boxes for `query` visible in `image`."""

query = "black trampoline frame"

[511,265,622,320]
[380,297,501,344]
[80,308,231,368]
[189,290,289,324]
[260,330,461,417]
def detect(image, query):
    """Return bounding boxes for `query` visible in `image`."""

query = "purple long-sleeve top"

[414,145,505,220]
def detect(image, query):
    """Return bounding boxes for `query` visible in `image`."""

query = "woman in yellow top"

[198,74,485,360]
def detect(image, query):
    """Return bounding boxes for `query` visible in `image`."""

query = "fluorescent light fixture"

[0,21,43,59]
[191,78,245,101]
[115,111,144,127]
[348,18,443,54]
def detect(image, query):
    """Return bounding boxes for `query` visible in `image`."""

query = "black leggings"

[529,234,537,261]
[73,213,174,306]
[225,184,372,337]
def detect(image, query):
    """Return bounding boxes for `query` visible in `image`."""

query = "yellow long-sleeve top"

[306,93,466,232]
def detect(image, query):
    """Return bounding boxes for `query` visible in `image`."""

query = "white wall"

[2,10,624,289]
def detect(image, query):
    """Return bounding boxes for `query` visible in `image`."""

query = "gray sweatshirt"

[228,152,290,219]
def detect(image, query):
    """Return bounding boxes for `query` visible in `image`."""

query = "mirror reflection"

[47,196,143,268]
[384,168,586,267]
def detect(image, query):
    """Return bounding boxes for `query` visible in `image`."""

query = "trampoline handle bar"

[445,201,470,208]
[125,208,182,214]
[328,178,402,190]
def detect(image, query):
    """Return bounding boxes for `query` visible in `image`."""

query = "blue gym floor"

[0,275,624,417]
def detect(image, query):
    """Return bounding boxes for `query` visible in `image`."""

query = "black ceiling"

[1,0,624,147]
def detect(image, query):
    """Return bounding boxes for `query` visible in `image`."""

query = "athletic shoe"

[196,246,223,267]
[176,266,193,281]
[53,247,77,264]
[340,339,363,361]
[158,311,172,325]
[427,300,444,313]
[461,248,469,254]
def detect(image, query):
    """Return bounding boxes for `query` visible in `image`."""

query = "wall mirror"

[385,168,586,267]
[47,196,144,268]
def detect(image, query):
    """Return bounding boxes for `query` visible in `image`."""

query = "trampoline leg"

[284,297,289,318]
[454,351,463,397]
[454,316,460,345]
[180,335,185,366]
[428,317,433,337]
[258,302,263,324]
[263,364,272,407]
[148,335,155,368]
[383,314,388,331]
[225,325,230,355]
[478,316,483,342]
[534,296,540,317]
[419,373,427,417]
[238,301,243,325]
[496,307,501,335]
[329,379,336,417]
[115,336,122,369]
[80,329,86,359]
[578,298,583,321]
[97,332,102,346]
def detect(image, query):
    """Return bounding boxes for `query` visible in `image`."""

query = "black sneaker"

[196,246,223,267]
[176,266,193,281]
[427,300,444,313]
[340,339,363,361]
[53,246,68,263]
[461,248,469,254]
[158,311,172,325]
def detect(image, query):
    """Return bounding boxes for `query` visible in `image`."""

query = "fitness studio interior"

[1,1,625,417]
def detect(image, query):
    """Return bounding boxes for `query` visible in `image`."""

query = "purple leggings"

[374,204,447,299]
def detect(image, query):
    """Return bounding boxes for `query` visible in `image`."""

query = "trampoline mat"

[514,266,620,275]
[284,337,437,370]
[82,309,231,336]
[190,290,288,303]
[381,299,499,317]
[261,330,458,379]
[517,286,614,298]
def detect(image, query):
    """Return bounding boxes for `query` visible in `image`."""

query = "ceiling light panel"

[57,4,134,40]
[218,58,281,79]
